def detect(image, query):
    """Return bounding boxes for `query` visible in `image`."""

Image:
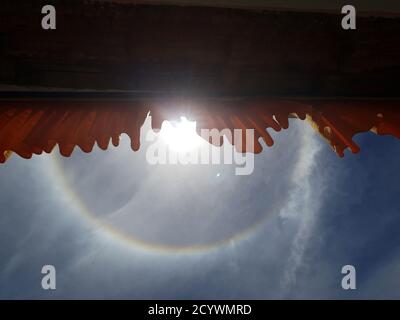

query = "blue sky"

[0,117,399,299]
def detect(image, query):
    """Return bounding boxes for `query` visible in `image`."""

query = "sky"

[0,116,400,299]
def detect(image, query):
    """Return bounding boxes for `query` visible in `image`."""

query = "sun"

[159,116,204,152]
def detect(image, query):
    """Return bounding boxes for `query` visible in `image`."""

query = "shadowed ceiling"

[100,0,400,15]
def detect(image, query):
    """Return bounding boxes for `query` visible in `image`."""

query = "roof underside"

[1,1,400,97]
[100,1,400,16]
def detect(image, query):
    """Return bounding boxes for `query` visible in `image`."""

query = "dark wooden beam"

[1,1,400,97]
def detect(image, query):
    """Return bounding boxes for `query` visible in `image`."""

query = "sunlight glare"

[159,116,204,152]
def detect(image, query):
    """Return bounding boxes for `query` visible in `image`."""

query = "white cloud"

[280,123,325,294]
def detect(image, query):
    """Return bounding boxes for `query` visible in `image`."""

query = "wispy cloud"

[280,125,325,295]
